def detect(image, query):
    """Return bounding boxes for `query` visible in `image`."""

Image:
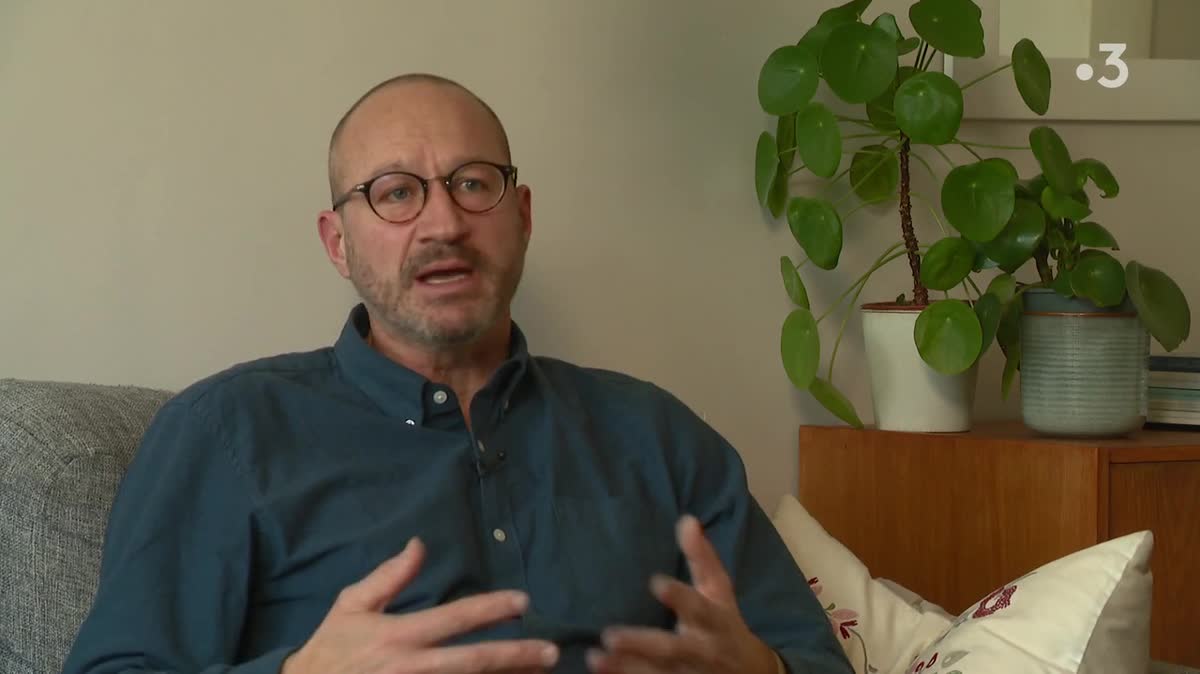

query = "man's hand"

[585,516,781,674]
[282,538,559,674]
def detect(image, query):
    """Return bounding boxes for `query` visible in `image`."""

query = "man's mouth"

[414,260,476,286]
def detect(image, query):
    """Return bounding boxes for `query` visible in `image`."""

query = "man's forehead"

[335,82,507,178]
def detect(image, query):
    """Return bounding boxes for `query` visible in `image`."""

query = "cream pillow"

[772,495,953,674]
[904,530,1153,674]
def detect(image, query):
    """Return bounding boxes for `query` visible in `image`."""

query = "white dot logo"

[1076,63,1094,81]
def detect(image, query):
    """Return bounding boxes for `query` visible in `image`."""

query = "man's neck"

[365,315,511,426]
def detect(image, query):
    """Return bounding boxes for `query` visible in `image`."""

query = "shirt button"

[405,419,415,426]
[492,528,507,543]
[433,390,448,404]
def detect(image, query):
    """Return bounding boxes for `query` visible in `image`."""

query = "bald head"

[326,74,512,204]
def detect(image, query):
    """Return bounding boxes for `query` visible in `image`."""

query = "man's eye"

[384,188,413,201]
[456,179,483,192]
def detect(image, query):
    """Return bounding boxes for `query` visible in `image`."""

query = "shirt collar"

[332,303,531,423]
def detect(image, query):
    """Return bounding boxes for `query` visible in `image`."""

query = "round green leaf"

[819,0,873,26]
[1075,221,1118,249]
[781,308,820,389]
[997,297,1021,349]
[821,23,899,104]
[850,144,900,203]
[808,376,864,428]
[983,158,1018,184]
[866,66,916,132]
[1071,250,1126,307]
[941,160,1017,242]
[974,292,1002,351]
[795,102,842,178]
[777,114,797,171]
[780,256,811,309]
[787,197,844,270]
[915,300,983,374]
[755,132,779,207]
[1041,186,1092,221]
[1127,261,1192,351]
[898,37,922,55]
[986,273,1017,303]
[871,12,903,41]
[909,0,985,58]
[1016,174,1048,201]
[1012,38,1051,116]
[798,23,836,58]
[981,198,1044,272]
[894,72,963,145]
[1075,158,1119,198]
[1001,340,1021,399]
[920,237,975,290]
[1051,268,1075,300]
[759,45,821,115]
[1030,126,1078,195]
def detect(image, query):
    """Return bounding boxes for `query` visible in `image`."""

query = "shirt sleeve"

[62,398,297,674]
[660,393,853,674]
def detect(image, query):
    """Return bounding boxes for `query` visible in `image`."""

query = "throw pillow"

[772,495,953,674]
[904,530,1153,674]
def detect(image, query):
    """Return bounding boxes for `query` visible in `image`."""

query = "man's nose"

[415,181,470,242]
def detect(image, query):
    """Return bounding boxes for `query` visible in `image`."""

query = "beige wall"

[1153,0,1200,59]
[2,1,1197,510]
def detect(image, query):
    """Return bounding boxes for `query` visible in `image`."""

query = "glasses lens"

[449,163,507,213]
[369,173,425,222]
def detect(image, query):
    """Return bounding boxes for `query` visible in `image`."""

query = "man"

[63,74,851,674]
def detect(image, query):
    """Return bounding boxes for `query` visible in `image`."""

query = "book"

[1146,408,1200,426]
[1148,371,1200,389]
[1149,353,1200,373]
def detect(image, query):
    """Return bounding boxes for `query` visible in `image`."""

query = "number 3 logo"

[1098,43,1129,89]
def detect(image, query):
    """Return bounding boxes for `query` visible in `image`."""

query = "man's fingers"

[392,591,533,646]
[599,626,710,670]
[585,647,670,674]
[335,538,425,612]
[676,515,736,605]
[650,575,723,631]
[406,640,559,674]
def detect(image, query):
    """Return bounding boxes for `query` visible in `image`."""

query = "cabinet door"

[1109,461,1200,668]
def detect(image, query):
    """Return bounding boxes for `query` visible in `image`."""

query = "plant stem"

[833,145,900,206]
[843,132,897,140]
[816,244,905,323]
[899,137,929,306]
[795,257,810,272]
[930,143,956,168]
[910,192,948,235]
[909,151,938,181]
[966,275,983,298]
[956,140,1033,151]
[843,200,875,222]
[829,265,876,381]
[788,164,809,176]
[962,62,1013,91]
[914,42,928,70]
[955,141,985,162]
[921,48,940,72]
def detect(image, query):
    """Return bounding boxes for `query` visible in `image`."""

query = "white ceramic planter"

[861,304,978,432]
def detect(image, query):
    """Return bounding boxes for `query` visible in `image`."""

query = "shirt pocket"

[550,496,679,625]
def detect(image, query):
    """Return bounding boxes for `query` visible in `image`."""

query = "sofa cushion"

[0,379,171,673]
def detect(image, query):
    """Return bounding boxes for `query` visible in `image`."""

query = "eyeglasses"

[331,160,518,224]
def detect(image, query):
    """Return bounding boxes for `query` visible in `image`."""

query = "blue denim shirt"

[63,304,850,674]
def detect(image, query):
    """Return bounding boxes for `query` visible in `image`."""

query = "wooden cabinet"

[797,422,1200,667]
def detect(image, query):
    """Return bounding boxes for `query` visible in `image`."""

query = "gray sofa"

[0,378,1195,674]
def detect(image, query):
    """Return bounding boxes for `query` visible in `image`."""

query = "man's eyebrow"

[359,156,505,182]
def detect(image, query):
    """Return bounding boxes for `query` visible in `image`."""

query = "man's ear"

[517,184,533,243]
[317,210,351,279]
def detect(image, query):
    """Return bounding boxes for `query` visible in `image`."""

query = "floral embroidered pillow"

[905,531,1153,674]
[772,495,953,674]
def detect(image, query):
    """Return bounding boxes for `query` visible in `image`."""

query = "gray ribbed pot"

[1020,288,1149,437]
